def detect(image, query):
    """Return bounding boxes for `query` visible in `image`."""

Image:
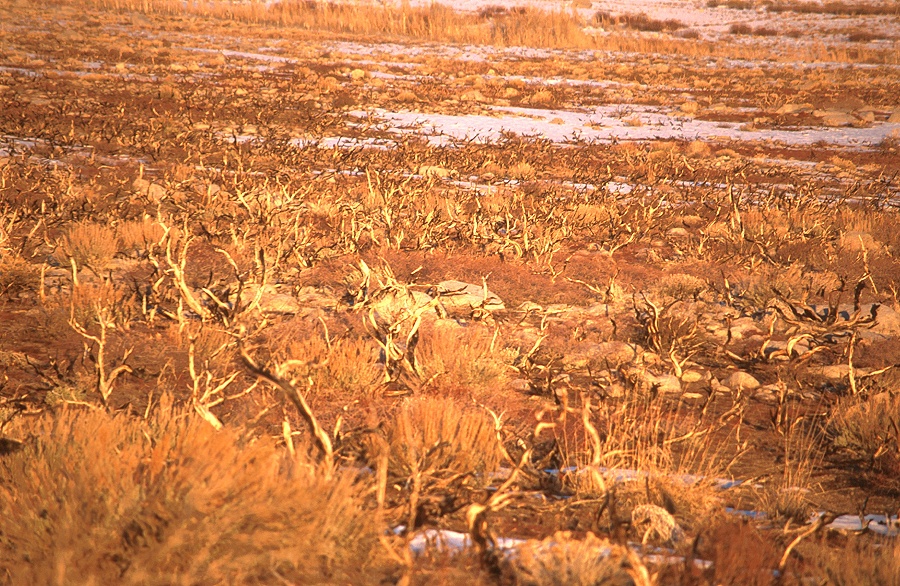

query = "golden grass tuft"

[0,405,392,584]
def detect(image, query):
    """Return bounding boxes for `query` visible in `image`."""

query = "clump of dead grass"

[0,404,392,584]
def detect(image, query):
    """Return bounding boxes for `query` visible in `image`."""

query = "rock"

[889,110,900,123]
[436,280,504,312]
[723,371,760,391]
[349,68,366,81]
[667,227,690,239]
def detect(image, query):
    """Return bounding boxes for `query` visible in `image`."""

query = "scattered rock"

[889,110,900,123]
[723,371,760,391]
[349,68,366,81]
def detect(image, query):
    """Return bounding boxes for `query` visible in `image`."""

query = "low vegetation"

[1,0,899,583]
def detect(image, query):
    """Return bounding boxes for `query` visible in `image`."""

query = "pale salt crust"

[350,106,900,148]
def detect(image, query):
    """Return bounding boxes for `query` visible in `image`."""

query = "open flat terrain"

[1,0,899,583]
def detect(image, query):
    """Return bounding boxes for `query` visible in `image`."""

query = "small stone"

[723,371,760,391]
[349,68,366,81]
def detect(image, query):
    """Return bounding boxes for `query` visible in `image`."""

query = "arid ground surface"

[1,0,899,583]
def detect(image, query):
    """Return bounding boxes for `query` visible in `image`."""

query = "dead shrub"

[60,221,118,269]
[0,405,392,584]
